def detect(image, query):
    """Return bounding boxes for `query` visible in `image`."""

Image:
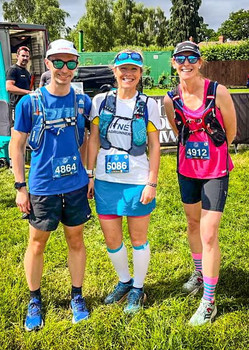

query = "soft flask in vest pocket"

[28,118,45,151]
[99,111,113,148]
[132,117,147,146]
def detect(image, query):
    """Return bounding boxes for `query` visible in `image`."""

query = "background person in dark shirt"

[6,46,31,124]
[6,46,31,166]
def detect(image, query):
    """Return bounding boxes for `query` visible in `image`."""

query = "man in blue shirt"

[11,39,92,331]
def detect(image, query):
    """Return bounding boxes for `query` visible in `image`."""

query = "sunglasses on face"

[174,55,199,65]
[115,52,143,63]
[49,59,78,70]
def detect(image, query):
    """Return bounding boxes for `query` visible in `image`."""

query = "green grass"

[1,149,249,349]
[144,87,249,96]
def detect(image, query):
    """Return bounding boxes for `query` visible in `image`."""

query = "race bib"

[185,141,210,160]
[52,155,79,179]
[105,154,129,173]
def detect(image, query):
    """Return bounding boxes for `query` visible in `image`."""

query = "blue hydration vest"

[28,88,87,151]
[98,91,149,156]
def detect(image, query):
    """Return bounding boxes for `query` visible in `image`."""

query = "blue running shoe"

[71,295,89,324]
[124,288,146,314]
[104,279,133,305]
[24,297,43,332]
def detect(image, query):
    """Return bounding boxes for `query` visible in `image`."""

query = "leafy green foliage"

[199,23,218,42]
[2,0,69,41]
[69,0,169,51]
[201,40,249,61]
[167,0,204,45]
[77,0,114,52]
[218,9,249,40]
[1,148,249,349]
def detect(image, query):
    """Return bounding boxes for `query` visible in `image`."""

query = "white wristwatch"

[86,169,94,176]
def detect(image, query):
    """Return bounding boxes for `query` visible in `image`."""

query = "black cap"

[173,41,201,57]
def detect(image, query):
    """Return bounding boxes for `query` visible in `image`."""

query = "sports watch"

[86,169,94,176]
[14,182,26,189]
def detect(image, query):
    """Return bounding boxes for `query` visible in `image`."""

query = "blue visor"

[114,52,143,67]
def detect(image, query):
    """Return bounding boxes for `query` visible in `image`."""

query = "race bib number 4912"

[185,141,210,160]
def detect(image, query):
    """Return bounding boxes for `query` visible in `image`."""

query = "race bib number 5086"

[105,154,129,173]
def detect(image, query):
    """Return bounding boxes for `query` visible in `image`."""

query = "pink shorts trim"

[98,214,121,220]
[98,214,149,220]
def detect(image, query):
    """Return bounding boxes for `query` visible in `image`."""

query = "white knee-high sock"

[132,241,150,288]
[107,242,131,283]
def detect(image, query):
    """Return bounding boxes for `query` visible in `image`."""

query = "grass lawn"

[144,87,249,96]
[0,149,249,349]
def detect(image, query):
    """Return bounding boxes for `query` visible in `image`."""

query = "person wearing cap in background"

[164,41,236,325]
[11,39,92,331]
[87,49,161,314]
[39,69,51,87]
[6,46,31,166]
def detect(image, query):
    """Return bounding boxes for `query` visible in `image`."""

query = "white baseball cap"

[46,39,79,58]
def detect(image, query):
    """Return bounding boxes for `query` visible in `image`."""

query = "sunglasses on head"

[49,59,78,70]
[174,55,199,65]
[17,46,30,54]
[115,52,143,63]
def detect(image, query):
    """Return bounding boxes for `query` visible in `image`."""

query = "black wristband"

[146,182,157,188]
[14,182,26,189]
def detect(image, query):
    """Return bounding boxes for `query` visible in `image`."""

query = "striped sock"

[192,253,202,272]
[203,275,219,302]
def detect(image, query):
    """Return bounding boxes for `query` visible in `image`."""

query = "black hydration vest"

[167,81,227,147]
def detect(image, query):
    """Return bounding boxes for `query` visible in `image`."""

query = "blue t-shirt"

[14,86,92,195]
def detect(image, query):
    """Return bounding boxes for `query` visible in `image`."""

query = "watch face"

[14,182,26,189]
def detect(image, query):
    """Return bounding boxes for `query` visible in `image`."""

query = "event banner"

[152,96,177,146]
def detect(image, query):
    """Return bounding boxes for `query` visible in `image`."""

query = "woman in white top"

[87,49,161,313]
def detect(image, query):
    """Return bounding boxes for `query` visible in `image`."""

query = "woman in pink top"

[164,41,237,326]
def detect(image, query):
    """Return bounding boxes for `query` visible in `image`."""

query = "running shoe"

[24,297,43,332]
[71,295,89,324]
[183,270,203,295]
[189,298,217,326]
[104,279,133,305]
[124,288,147,314]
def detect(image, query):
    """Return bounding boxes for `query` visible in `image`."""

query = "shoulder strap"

[99,91,116,115]
[167,85,184,110]
[134,92,149,125]
[205,81,218,109]
[30,88,45,119]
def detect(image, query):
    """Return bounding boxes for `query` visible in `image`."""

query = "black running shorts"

[29,186,91,231]
[178,174,229,212]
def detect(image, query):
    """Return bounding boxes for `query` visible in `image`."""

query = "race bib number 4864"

[105,154,129,173]
[52,155,78,179]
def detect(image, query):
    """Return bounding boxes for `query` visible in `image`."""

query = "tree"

[2,0,69,41]
[167,0,203,45]
[70,0,114,52]
[145,7,169,47]
[199,23,218,42]
[69,0,169,51]
[112,0,136,47]
[217,9,249,41]
[113,1,168,47]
